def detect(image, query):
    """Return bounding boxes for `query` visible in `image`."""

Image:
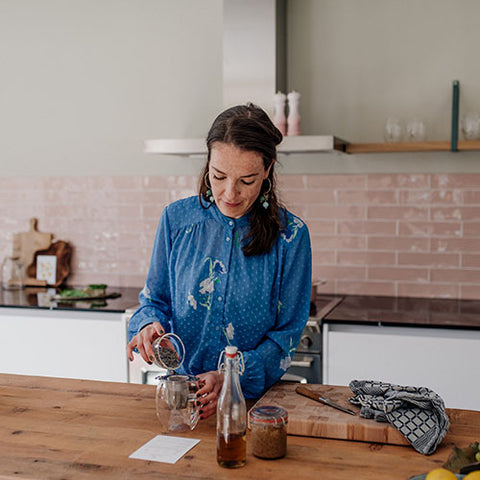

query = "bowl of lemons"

[410,442,480,480]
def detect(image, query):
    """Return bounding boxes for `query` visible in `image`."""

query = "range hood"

[144,0,348,157]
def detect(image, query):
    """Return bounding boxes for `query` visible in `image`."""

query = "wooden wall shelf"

[346,140,480,154]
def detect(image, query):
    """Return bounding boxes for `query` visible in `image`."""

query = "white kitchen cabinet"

[323,323,478,411]
[0,307,129,382]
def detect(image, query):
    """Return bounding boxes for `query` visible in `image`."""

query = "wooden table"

[1,374,479,480]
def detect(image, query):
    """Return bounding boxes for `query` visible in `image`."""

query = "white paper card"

[36,255,57,284]
[129,435,200,464]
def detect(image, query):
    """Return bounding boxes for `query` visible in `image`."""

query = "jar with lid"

[151,332,185,371]
[249,405,288,459]
[1,256,25,290]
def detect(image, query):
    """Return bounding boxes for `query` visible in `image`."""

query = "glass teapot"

[152,332,200,432]
[155,373,200,432]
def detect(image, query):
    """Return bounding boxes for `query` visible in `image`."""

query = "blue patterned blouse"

[128,196,312,398]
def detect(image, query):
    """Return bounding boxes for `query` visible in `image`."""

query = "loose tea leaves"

[151,333,186,371]
[154,345,180,369]
[249,405,288,459]
[251,422,287,459]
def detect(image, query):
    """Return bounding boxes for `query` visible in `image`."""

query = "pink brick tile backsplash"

[1,173,480,300]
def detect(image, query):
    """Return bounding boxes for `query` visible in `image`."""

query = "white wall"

[0,0,223,176]
[288,0,480,142]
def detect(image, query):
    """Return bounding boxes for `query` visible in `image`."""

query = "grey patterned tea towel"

[349,380,450,455]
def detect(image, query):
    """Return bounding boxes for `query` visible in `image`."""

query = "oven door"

[128,351,167,385]
[284,353,322,384]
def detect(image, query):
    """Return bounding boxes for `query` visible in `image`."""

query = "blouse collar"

[210,203,250,228]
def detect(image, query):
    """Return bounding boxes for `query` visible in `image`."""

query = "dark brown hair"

[198,103,285,256]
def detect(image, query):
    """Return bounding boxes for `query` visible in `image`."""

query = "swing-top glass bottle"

[216,345,246,468]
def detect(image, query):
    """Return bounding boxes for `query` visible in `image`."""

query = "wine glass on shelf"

[406,118,427,142]
[461,112,480,140]
[383,117,404,143]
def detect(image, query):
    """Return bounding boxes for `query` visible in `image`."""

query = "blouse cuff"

[240,350,267,399]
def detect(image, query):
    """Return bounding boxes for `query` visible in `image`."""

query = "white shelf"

[144,138,206,156]
[144,135,348,157]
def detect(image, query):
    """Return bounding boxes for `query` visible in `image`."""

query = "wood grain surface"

[252,382,410,445]
[12,218,53,270]
[1,374,480,480]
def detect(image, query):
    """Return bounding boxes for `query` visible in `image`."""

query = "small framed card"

[37,255,57,285]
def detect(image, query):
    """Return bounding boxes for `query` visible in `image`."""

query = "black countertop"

[3,288,479,327]
[0,286,141,313]
[322,294,480,330]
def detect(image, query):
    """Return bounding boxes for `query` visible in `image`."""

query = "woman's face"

[208,142,272,219]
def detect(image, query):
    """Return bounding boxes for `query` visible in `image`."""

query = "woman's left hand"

[195,371,223,420]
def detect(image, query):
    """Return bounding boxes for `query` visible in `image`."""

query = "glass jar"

[1,256,25,290]
[249,405,288,459]
[151,332,185,371]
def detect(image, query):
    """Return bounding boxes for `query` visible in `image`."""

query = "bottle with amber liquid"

[216,345,246,468]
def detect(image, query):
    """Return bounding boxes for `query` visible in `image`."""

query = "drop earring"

[259,178,272,209]
[204,172,214,203]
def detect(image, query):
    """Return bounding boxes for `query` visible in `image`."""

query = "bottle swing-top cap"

[218,345,244,374]
[225,346,238,357]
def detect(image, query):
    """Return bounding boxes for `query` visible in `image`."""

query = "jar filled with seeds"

[151,333,185,371]
[249,405,288,459]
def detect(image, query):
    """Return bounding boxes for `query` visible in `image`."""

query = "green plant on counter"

[59,284,108,298]
[59,288,90,298]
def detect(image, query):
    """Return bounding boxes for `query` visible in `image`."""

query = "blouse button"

[226,236,231,242]
[229,220,234,226]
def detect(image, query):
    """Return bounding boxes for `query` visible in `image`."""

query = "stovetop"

[309,295,344,319]
[322,294,480,330]
[0,286,141,313]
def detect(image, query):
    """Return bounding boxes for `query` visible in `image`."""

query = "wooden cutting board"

[12,218,53,269]
[251,382,410,446]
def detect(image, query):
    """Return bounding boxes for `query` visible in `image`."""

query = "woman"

[127,103,311,419]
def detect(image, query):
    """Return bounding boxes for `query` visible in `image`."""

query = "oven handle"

[141,366,166,385]
[306,319,321,333]
[290,357,314,368]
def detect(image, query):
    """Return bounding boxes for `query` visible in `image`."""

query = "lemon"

[464,472,480,480]
[424,468,457,480]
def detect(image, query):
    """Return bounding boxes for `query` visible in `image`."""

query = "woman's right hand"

[126,321,165,364]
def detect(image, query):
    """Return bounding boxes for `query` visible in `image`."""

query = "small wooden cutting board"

[251,382,410,446]
[12,218,53,269]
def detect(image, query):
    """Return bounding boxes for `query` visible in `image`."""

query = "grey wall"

[288,0,480,142]
[0,0,222,176]
[1,1,479,177]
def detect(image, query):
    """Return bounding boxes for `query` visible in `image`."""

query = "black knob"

[300,335,313,348]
